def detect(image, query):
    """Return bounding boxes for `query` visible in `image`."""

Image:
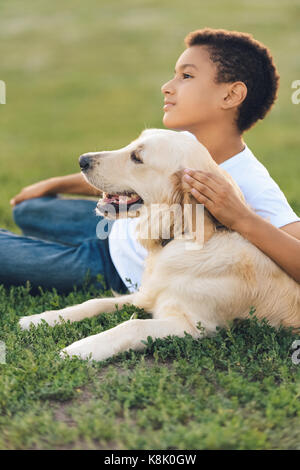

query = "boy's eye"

[173,72,193,80]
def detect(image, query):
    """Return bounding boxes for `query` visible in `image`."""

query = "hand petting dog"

[183,168,253,232]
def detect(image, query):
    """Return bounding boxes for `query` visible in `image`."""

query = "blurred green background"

[1,0,299,231]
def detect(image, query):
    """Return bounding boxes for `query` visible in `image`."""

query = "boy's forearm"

[235,213,300,283]
[181,169,300,282]
[48,173,102,196]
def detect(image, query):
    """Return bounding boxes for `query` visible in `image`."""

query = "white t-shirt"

[108,138,299,292]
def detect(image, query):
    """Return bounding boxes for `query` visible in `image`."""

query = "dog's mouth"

[97,191,144,217]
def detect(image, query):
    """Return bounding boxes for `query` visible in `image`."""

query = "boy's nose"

[161,79,174,95]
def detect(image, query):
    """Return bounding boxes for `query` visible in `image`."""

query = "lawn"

[0,0,300,450]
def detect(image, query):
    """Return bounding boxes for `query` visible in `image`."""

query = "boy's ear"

[222,81,247,109]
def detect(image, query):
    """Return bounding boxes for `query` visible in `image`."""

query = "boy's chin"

[162,115,186,131]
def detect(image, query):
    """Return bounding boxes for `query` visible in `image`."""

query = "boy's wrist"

[45,173,101,196]
[45,175,71,194]
[231,210,258,237]
[44,177,61,193]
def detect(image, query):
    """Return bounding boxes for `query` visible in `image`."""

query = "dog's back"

[135,230,300,334]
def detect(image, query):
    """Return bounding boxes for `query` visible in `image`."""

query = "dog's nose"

[79,155,92,171]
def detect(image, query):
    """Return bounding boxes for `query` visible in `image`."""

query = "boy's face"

[161,46,228,133]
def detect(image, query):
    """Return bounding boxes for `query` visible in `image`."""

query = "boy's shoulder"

[182,131,278,204]
[220,144,271,196]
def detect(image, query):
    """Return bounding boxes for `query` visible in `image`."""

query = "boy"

[4,28,300,293]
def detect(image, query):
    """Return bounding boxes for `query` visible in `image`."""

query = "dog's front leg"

[60,317,200,362]
[19,294,136,330]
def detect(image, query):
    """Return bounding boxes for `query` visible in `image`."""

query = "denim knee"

[13,199,33,227]
[13,197,56,229]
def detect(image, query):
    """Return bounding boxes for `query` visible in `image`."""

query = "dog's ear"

[168,169,217,244]
[135,169,187,250]
[168,169,188,206]
[136,169,219,251]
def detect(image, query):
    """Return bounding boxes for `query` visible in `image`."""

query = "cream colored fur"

[19,129,300,361]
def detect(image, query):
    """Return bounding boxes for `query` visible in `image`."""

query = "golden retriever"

[19,129,300,361]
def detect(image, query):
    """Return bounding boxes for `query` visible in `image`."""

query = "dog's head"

[79,128,243,249]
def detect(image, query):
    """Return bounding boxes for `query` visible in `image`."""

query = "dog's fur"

[19,129,300,361]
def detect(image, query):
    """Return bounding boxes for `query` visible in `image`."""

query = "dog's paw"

[19,310,64,330]
[59,334,109,362]
[59,345,91,361]
[19,314,44,330]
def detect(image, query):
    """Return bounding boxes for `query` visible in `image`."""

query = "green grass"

[0,0,300,450]
[0,283,300,450]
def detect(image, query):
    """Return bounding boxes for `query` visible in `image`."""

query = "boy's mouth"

[163,102,175,111]
[97,191,144,215]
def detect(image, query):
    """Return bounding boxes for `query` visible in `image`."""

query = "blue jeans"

[0,196,128,294]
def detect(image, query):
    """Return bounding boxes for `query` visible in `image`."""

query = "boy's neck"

[189,124,245,165]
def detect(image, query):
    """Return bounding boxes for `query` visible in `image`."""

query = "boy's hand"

[182,168,254,232]
[10,173,102,207]
[10,180,55,207]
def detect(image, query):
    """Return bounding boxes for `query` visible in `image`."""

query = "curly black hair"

[184,28,280,132]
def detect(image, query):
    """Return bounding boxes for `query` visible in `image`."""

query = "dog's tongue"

[103,192,140,205]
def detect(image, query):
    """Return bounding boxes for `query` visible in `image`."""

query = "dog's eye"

[130,151,143,164]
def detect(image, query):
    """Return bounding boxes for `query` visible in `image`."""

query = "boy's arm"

[10,173,102,207]
[183,169,300,283]
[281,221,300,240]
